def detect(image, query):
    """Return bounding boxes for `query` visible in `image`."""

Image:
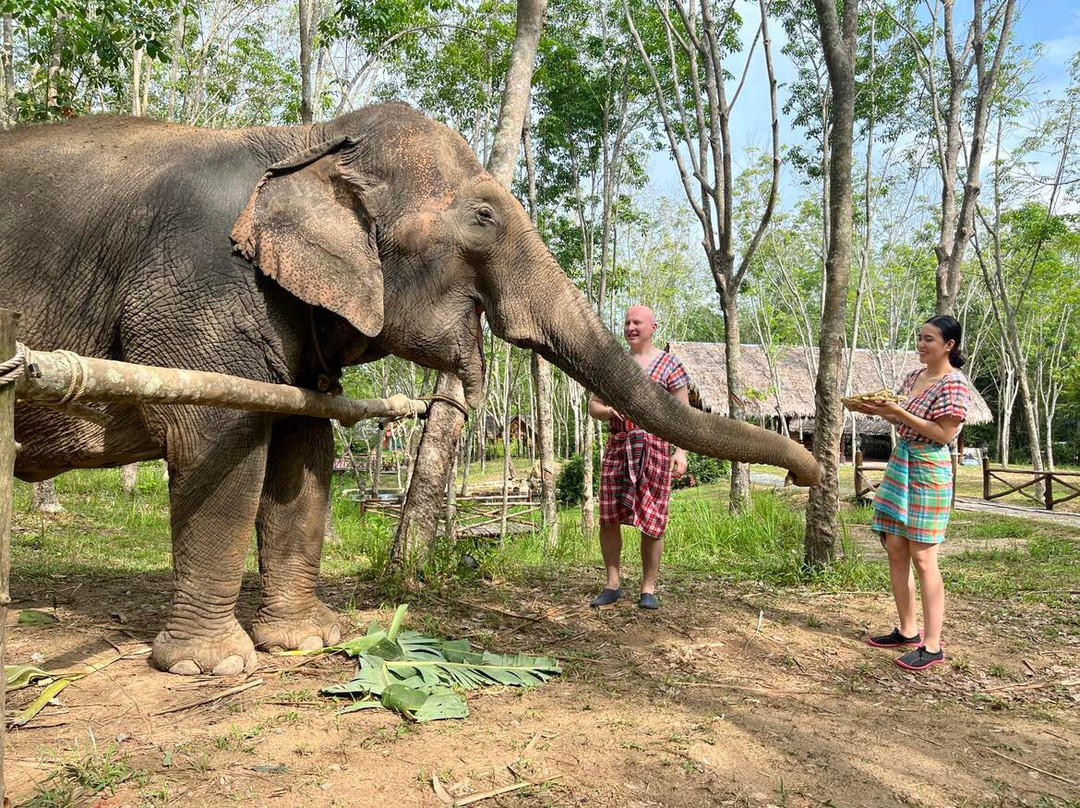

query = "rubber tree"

[391,0,549,571]
[624,0,782,512]
[804,0,858,565]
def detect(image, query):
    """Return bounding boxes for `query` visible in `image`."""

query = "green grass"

[12,464,1080,603]
[26,742,145,808]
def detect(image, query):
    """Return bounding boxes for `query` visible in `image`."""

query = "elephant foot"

[251,600,342,652]
[152,620,257,676]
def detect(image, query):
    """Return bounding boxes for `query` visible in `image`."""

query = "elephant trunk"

[488,250,822,486]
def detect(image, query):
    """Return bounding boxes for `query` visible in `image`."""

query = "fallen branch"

[454,775,561,806]
[445,597,543,623]
[982,746,1077,785]
[984,678,1080,694]
[150,677,264,716]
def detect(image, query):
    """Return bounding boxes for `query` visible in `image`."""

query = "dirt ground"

[4,563,1079,808]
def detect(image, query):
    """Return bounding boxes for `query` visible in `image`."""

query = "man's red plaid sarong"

[598,351,689,539]
[599,430,674,538]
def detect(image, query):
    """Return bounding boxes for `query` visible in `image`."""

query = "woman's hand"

[861,399,904,423]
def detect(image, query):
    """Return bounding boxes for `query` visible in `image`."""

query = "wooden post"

[953,432,964,508]
[1044,472,1053,511]
[854,449,865,501]
[0,308,19,802]
[982,454,990,501]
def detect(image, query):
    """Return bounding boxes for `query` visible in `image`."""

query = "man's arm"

[588,394,620,422]
[671,385,689,477]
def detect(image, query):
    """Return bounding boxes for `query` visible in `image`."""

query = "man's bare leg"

[640,533,663,594]
[599,522,623,589]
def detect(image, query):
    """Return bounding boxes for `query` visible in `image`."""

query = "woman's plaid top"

[599,351,689,539]
[896,368,969,446]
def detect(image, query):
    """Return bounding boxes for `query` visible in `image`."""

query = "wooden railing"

[344,487,541,538]
[981,457,1080,511]
[853,450,888,504]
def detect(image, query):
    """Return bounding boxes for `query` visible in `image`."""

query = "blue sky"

[644,0,1080,209]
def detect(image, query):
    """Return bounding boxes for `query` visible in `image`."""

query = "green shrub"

[555,444,601,504]
[673,453,730,489]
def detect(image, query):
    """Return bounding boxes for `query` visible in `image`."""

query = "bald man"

[587,305,689,610]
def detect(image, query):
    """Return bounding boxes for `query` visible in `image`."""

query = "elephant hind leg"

[150,407,269,675]
[251,416,340,652]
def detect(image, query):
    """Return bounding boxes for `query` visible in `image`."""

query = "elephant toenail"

[327,625,341,644]
[168,659,201,676]
[297,635,324,651]
[211,655,246,676]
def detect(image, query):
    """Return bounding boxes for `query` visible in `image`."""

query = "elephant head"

[231,103,821,485]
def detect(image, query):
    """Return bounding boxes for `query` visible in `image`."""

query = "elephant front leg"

[251,417,341,652]
[152,412,269,676]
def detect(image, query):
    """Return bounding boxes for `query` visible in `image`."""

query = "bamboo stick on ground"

[15,345,436,426]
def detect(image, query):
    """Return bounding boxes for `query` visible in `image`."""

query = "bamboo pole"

[14,345,433,426]
[0,310,17,802]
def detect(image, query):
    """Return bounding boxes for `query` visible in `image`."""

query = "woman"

[854,315,970,672]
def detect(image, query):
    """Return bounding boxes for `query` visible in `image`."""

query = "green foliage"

[4,0,180,120]
[555,444,600,504]
[672,453,729,490]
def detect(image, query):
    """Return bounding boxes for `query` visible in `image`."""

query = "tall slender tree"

[623,0,781,512]
[391,0,548,571]
[804,0,858,564]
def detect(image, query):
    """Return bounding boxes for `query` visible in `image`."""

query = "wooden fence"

[345,488,541,538]
[981,457,1080,511]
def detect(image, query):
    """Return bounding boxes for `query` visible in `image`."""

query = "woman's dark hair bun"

[924,314,965,369]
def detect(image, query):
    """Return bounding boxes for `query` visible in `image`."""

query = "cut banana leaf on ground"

[321,604,561,722]
[4,664,53,693]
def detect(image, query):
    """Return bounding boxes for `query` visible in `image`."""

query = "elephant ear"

[231,136,385,337]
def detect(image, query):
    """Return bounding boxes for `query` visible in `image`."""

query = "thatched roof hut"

[666,342,993,436]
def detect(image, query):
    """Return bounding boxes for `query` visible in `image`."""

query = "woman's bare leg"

[884,532,918,637]
[909,541,944,652]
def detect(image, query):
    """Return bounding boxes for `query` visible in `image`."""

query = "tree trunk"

[132,46,143,115]
[934,0,1018,315]
[531,352,558,544]
[165,11,184,120]
[120,462,139,494]
[1,14,14,128]
[524,117,557,540]
[31,479,64,514]
[298,0,315,124]
[805,0,858,565]
[486,0,548,187]
[720,285,750,512]
[45,14,66,112]
[499,344,513,540]
[1,310,19,798]
[580,393,595,538]
[390,374,466,569]
[391,0,547,572]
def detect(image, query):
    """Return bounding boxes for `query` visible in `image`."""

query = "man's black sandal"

[895,645,944,671]
[589,587,622,608]
[638,592,659,610]
[866,628,922,648]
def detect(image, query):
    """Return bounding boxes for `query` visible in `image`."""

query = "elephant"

[0,103,820,676]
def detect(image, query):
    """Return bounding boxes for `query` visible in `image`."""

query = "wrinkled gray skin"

[0,104,819,676]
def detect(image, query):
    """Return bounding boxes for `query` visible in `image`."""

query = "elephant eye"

[475,205,497,227]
